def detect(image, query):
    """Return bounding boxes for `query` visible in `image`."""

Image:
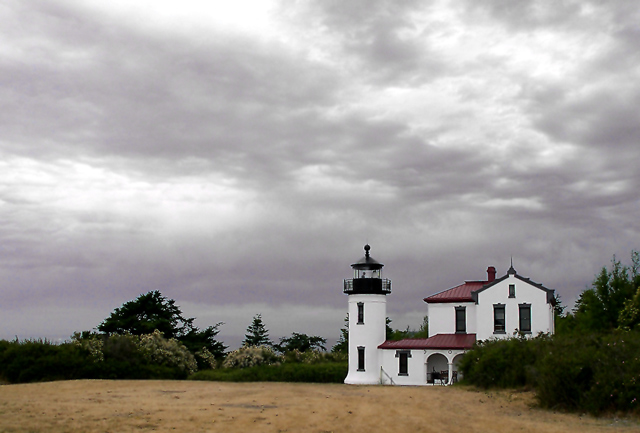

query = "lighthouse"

[343,244,391,384]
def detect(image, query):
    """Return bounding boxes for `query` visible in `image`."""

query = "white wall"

[380,349,427,385]
[475,275,553,340]
[427,301,476,336]
[345,294,387,385]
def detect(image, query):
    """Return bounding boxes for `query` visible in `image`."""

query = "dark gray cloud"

[1,0,639,346]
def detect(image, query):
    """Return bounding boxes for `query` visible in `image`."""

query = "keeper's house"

[343,245,556,386]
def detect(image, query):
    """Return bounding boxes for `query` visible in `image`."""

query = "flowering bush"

[283,349,348,364]
[138,330,197,375]
[73,330,197,376]
[71,332,104,363]
[195,347,218,370]
[222,345,283,369]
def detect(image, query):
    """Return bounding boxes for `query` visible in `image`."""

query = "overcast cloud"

[1,0,639,348]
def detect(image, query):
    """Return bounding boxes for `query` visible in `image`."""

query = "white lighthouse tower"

[343,244,391,384]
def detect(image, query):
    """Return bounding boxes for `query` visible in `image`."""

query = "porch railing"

[380,367,395,385]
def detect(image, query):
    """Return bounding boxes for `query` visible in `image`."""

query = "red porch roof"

[424,281,485,303]
[378,333,476,350]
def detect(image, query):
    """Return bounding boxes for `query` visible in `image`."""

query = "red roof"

[378,334,476,350]
[424,281,485,303]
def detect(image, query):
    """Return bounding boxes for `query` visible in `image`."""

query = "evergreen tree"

[98,290,227,359]
[242,314,272,347]
[98,291,194,338]
[275,332,326,353]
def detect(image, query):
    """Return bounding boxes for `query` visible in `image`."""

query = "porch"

[378,333,475,386]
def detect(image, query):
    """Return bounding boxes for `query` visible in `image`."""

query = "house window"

[357,303,364,324]
[519,304,531,333]
[494,304,506,333]
[509,284,516,298]
[357,346,365,371]
[396,350,411,376]
[455,306,466,333]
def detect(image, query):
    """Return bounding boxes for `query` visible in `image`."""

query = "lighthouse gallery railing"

[343,278,391,294]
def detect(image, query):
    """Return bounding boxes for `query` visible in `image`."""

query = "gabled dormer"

[470,263,556,306]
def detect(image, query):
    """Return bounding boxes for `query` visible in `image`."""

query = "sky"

[1,0,639,349]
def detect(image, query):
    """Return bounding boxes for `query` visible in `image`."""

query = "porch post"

[447,362,453,385]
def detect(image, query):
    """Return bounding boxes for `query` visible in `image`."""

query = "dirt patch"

[0,380,637,433]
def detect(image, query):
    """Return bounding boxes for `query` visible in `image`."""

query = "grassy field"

[0,380,637,433]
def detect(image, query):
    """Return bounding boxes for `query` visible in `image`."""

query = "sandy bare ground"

[0,380,637,433]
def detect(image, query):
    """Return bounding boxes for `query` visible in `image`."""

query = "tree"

[98,291,193,338]
[385,316,429,341]
[331,314,349,354]
[98,290,226,359]
[553,293,566,317]
[413,315,429,339]
[180,324,227,360]
[573,254,638,332]
[275,332,326,353]
[386,317,394,340]
[619,286,640,331]
[242,314,272,347]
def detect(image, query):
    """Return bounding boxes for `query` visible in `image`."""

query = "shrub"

[0,339,91,383]
[72,330,197,379]
[222,345,283,369]
[87,331,197,379]
[283,349,347,364]
[194,347,218,370]
[535,332,640,415]
[138,330,197,375]
[190,361,348,383]
[0,331,200,383]
[458,333,549,389]
[71,332,104,362]
[459,331,640,415]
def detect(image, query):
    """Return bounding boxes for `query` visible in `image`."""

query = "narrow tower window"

[509,284,516,298]
[357,346,365,371]
[357,302,364,324]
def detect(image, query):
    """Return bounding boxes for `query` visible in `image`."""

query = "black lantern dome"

[351,244,384,271]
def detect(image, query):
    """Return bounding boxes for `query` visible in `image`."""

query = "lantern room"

[343,244,391,295]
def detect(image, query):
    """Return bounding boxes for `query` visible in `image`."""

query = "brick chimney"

[487,266,496,283]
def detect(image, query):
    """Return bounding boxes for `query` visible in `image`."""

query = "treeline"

[0,292,346,384]
[460,252,640,415]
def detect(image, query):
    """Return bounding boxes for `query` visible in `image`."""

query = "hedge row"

[0,338,348,385]
[458,332,640,415]
[0,338,189,383]
[190,362,348,383]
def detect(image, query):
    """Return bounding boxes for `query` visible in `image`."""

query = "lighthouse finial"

[364,244,370,258]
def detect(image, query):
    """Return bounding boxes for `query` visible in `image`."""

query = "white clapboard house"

[343,245,556,386]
